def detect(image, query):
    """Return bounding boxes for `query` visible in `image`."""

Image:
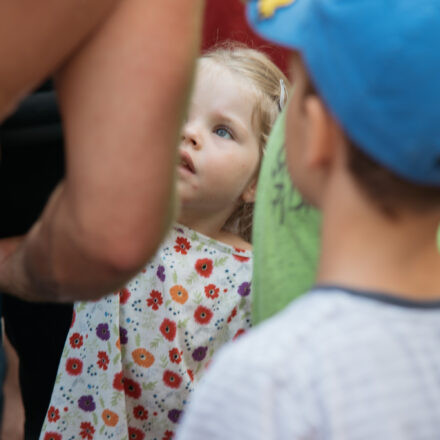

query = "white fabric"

[40,224,252,440]
[177,287,440,440]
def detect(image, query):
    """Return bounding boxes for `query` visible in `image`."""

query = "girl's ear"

[241,177,258,203]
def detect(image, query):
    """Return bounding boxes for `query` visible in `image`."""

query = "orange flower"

[102,409,119,427]
[115,338,121,350]
[132,348,155,368]
[169,285,188,304]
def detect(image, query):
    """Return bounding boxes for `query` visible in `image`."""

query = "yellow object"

[258,0,296,18]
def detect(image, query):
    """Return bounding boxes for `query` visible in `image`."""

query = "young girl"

[40,46,288,440]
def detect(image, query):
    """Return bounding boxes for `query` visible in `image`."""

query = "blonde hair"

[202,43,289,242]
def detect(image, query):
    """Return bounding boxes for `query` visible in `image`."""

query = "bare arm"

[0,0,119,120]
[0,0,204,302]
[1,332,24,440]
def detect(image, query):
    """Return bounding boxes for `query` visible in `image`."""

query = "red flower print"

[97,351,109,370]
[147,290,163,310]
[162,430,174,440]
[163,370,182,389]
[160,318,177,341]
[233,329,246,340]
[233,248,250,262]
[195,258,213,278]
[194,305,213,325]
[174,236,191,254]
[227,307,237,323]
[168,348,182,364]
[70,310,76,328]
[47,406,60,423]
[124,378,142,399]
[44,433,62,440]
[119,287,131,305]
[204,284,219,300]
[133,405,149,420]
[128,427,145,440]
[187,369,194,382]
[233,254,250,262]
[65,358,83,376]
[69,333,83,349]
[112,372,124,391]
[79,421,95,440]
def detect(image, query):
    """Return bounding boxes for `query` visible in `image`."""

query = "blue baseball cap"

[247,0,440,186]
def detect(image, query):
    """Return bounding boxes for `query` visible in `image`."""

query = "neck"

[177,205,251,250]
[178,206,231,241]
[317,175,440,301]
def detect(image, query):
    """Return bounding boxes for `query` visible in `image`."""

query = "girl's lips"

[179,150,196,174]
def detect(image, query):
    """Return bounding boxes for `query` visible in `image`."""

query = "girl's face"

[177,60,260,219]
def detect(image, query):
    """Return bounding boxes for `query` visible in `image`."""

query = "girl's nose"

[181,123,202,150]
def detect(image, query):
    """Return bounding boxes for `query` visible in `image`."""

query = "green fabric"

[252,111,321,325]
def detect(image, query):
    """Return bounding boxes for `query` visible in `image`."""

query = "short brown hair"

[346,141,440,219]
[203,43,289,241]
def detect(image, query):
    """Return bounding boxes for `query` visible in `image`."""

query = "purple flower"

[157,265,166,282]
[192,346,208,362]
[238,282,251,297]
[78,395,96,412]
[96,323,110,341]
[168,409,182,424]
[119,327,128,345]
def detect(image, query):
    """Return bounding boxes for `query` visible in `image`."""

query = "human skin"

[0,335,24,440]
[0,0,119,121]
[0,0,205,302]
[286,53,440,300]
[177,60,260,248]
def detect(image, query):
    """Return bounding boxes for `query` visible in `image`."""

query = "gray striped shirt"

[177,287,440,439]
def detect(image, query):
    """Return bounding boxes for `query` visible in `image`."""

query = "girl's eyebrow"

[211,111,247,135]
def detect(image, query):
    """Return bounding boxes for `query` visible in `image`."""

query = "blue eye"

[214,127,233,140]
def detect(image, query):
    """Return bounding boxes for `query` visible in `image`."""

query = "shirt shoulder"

[226,290,349,371]
[177,290,339,440]
[178,288,440,440]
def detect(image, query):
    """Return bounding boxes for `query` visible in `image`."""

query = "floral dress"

[40,224,252,440]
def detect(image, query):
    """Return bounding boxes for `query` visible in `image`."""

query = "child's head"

[178,44,288,241]
[246,0,440,217]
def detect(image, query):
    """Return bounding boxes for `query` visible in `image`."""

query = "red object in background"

[202,0,290,74]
